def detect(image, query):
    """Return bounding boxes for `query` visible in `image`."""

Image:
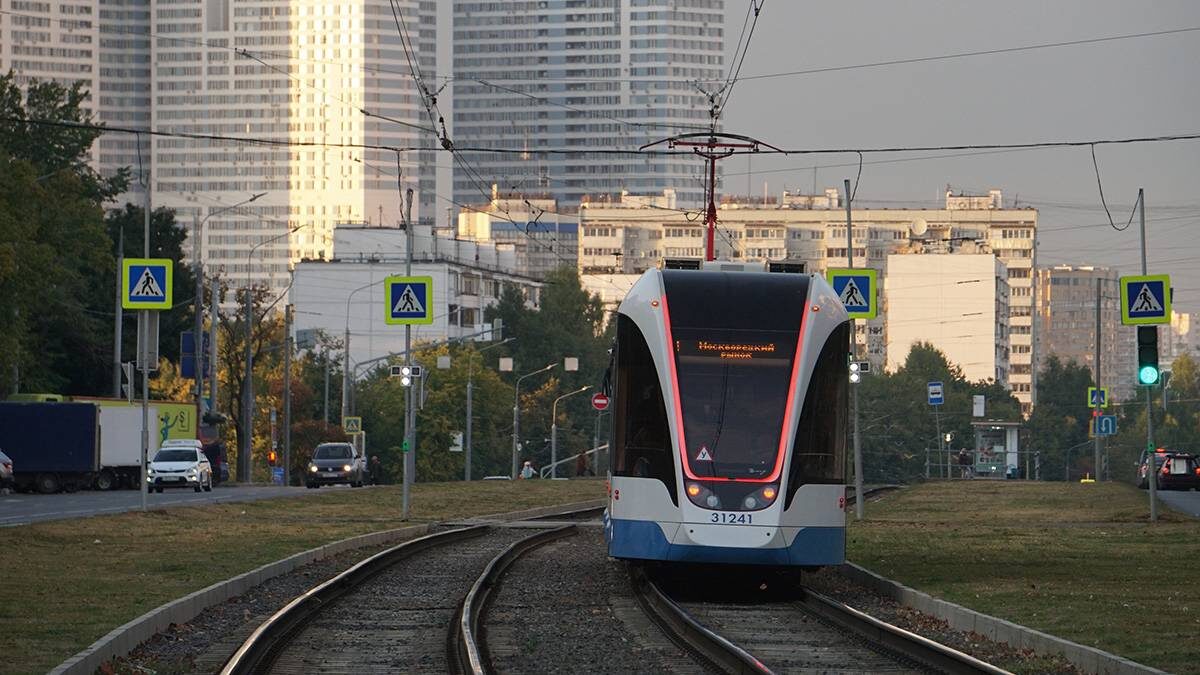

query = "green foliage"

[857,342,1022,482]
[1110,352,1200,482]
[1024,355,1095,480]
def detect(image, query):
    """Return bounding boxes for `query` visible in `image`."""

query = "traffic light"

[1137,325,1159,385]
[267,450,278,465]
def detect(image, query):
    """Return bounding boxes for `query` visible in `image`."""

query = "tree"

[1025,355,1095,480]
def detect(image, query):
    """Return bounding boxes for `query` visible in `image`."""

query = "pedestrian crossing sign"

[1120,274,1170,325]
[826,268,877,319]
[122,258,173,310]
[385,275,433,325]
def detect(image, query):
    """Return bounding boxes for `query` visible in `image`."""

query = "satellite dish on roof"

[911,218,928,236]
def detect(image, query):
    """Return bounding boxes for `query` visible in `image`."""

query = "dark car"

[306,442,366,488]
[1138,451,1200,491]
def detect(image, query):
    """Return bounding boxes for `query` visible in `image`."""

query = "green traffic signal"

[1138,365,1159,385]
[1137,325,1159,386]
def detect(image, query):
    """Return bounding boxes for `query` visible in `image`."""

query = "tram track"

[219,510,591,675]
[633,565,1011,675]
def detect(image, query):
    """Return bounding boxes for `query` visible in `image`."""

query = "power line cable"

[1089,144,1140,232]
[707,25,1200,84]
[716,1,765,111]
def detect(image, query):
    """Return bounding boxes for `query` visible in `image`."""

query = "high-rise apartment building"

[149,0,437,299]
[578,188,1040,413]
[1035,265,1134,403]
[5,0,438,300]
[451,0,722,207]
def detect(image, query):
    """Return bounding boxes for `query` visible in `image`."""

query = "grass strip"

[850,481,1200,674]
[0,480,605,674]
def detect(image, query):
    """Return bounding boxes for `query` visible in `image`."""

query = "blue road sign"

[122,258,173,310]
[927,381,944,406]
[180,331,211,380]
[1120,274,1170,325]
[1087,386,1109,408]
[826,268,877,319]
[385,275,433,325]
[1094,415,1118,436]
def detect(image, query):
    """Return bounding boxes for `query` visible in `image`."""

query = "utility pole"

[341,327,351,422]
[845,178,864,520]
[1140,188,1157,522]
[1094,278,1103,480]
[323,351,330,425]
[209,277,219,412]
[283,304,293,486]
[139,173,151,512]
[193,214,205,415]
[402,188,414,519]
[242,288,254,483]
[112,226,124,398]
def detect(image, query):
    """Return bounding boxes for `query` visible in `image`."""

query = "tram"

[604,261,849,566]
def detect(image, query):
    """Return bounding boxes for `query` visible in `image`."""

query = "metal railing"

[539,443,607,479]
[925,448,1042,481]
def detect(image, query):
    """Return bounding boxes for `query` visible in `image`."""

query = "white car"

[148,446,213,493]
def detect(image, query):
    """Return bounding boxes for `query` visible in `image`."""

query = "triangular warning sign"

[839,278,866,308]
[1131,284,1163,313]
[393,285,425,314]
[131,268,164,298]
[695,446,712,462]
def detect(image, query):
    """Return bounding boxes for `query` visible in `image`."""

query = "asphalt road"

[0,484,356,527]
[1157,489,1200,517]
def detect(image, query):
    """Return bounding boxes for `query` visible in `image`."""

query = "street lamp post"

[550,385,591,479]
[512,363,558,479]
[466,337,514,481]
[193,193,265,415]
[240,223,305,483]
[341,279,386,422]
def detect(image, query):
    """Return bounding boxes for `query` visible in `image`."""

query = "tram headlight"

[686,483,702,497]
[705,494,721,509]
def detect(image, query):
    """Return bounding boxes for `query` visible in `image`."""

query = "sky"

[438,1,1200,311]
[716,0,1200,311]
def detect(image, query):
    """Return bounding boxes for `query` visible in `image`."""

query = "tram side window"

[612,314,678,505]
[785,322,848,508]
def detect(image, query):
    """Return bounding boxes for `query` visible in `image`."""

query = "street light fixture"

[466,337,515,481]
[550,385,591,479]
[512,362,558,479]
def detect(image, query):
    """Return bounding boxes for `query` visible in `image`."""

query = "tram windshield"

[663,270,809,481]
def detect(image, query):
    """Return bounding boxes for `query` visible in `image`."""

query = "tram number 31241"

[711,512,753,525]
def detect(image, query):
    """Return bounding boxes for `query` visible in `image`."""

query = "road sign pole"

[1138,189,1157,522]
[140,309,149,512]
[844,179,864,520]
[113,227,124,398]
[283,304,293,486]
[403,188,414,520]
[1094,278,1103,480]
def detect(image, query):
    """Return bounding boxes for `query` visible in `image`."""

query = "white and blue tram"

[604,263,849,566]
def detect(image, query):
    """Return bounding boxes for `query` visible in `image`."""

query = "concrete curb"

[51,498,605,675]
[840,562,1167,675]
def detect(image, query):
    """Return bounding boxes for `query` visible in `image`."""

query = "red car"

[1138,450,1200,491]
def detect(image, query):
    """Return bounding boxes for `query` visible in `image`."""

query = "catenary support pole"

[403,188,414,519]
[113,226,124,398]
[193,214,204,415]
[242,289,254,483]
[1094,278,1103,480]
[139,171,151,512]
[845,178,864,520]
[283,303,293,486]
[1140,188,1157,522]
[209,276,219,411]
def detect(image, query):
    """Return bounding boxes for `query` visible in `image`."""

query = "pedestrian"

[520,460,536,480]
[957,448,973,479]
[370,455,383,485]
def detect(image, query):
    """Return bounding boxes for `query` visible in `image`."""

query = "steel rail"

[220,525,490,675]
[629,565,772,675]
[452,524,579,675]
[799,589,1013,675]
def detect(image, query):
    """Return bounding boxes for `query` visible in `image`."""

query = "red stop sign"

[591,392,610,411]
